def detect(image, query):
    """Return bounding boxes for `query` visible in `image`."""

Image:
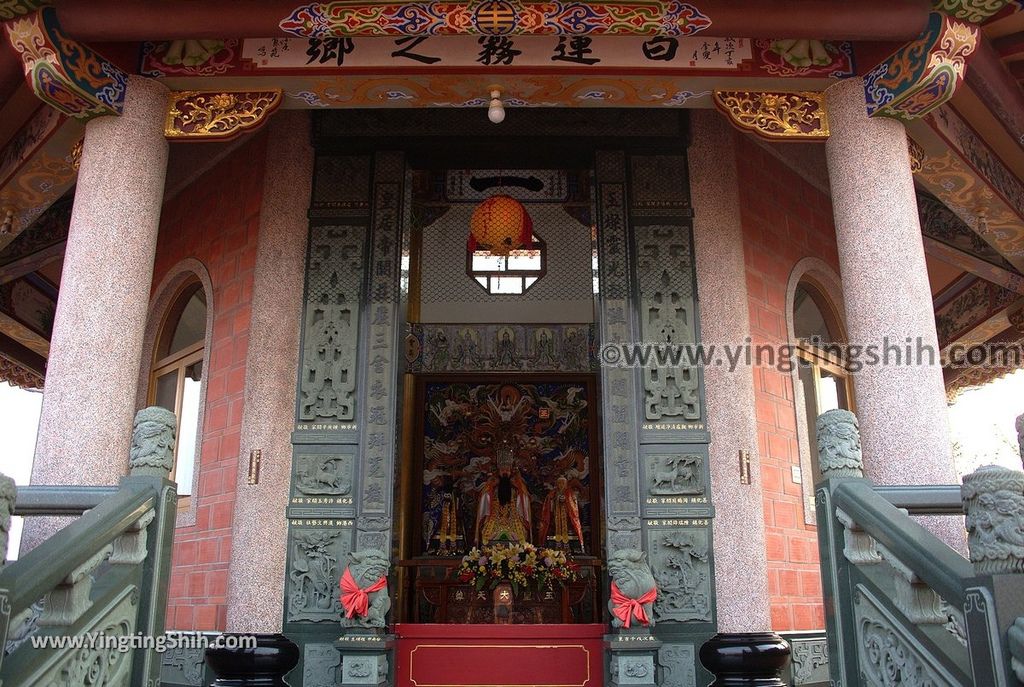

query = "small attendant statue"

[538,477,586,553]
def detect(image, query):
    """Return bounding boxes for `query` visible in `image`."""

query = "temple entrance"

[287,109,714,687]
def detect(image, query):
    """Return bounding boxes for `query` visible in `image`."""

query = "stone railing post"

[0,472,15,567]
[128,406,176,479]
[961,465,1024,574]
[816,409,865,480]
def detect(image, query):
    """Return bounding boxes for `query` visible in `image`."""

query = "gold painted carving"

[908,138,925,174]
[165,90,283,141]
[713,90,829,141]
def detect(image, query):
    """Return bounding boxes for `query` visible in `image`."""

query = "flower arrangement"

[458,543,579,594]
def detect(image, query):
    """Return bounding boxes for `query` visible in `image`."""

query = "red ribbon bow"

[610,581,657,628]
[339,568,388,619]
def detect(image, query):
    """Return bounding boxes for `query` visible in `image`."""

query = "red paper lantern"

[469,195,533,256]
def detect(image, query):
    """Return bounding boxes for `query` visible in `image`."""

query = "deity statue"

[424,474,465,556]
[538,477,585,553]
[475,442,532,545]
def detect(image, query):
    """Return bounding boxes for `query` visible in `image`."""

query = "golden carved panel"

[712,90,829,141]
[165,90,283,141]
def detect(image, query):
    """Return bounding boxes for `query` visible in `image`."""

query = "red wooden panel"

[395,624,605,687]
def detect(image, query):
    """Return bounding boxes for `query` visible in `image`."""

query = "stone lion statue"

[607,548,657,628]
[129,406,177,475]
[815,409,863,479]
[340,549,391,629]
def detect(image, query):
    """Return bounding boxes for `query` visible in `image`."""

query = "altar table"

[394,623,605,687]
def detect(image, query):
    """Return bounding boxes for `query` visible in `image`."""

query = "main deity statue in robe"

[475,441,532,545]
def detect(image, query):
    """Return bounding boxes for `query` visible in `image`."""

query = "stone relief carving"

[855,587,952,687]
[657,644,696,687]
[36,592,135,686]
[961,464,1024,573]
[607,516,642,551]
[789,638,829,685]
[288,529,348,622]
[295,454,352,496]
[339,549,391,630]
[607,549,657,629]
[648,454,703,495]
[162,644,206,686]
[634,226,700,422]
[304,643,342,687]
[647,528,711,623]
[299,225,365,423]
[129,406,177,473]
[816,409,864,479]
[407,323,595,373]
[356,516,392,552]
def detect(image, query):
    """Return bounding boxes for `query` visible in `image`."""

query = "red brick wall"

[152,134,267,631]
[735,133,840,632]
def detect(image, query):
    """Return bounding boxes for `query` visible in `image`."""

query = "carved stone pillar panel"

[284,152,374,643]
[627,155,706,445]
[596,150,642,544]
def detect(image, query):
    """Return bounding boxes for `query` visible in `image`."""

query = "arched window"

[794,281,854,481]
[150,281,206,502]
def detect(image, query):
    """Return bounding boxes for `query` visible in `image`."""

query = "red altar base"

[395,623,605,687]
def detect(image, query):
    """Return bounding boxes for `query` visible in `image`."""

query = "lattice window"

[466,234,546,295]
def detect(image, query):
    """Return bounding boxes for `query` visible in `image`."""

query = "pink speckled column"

[25,77,169,550]
[225,112,313,632]
[825,78,956,487]
[689,110,772,632]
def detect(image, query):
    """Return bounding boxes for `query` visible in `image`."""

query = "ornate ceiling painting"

[909,104,1024,273]
[0,107,81,244]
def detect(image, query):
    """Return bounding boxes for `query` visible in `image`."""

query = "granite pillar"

[824,78,956,487]
[226,112,314,632]
[688,110,772,632]
[25,76,169,550]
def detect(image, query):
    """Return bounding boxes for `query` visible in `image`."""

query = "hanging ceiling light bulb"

[487,87,505,124]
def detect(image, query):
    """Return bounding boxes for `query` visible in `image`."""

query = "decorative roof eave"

[0,353,42,391]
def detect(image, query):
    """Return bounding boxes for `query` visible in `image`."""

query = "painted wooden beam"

[48,0,931,40]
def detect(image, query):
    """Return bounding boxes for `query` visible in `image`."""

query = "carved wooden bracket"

[864,11,978,122]
[712,90,830,141]
[4,7,128,121]
[164,90,283,141]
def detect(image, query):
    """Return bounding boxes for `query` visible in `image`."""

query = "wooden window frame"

[148,282,206,512]
[466,234,547,295]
